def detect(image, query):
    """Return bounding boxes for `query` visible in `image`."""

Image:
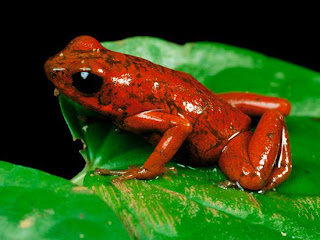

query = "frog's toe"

[95,165,174,181]
[164,166,177,173]
[218,180,242,190]
[111,174,136,184]
[94,168,128,176]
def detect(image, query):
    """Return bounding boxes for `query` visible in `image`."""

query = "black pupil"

[72,72,103,94]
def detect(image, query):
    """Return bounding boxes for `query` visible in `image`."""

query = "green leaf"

[59,37,320,239]
[0,161,130,240]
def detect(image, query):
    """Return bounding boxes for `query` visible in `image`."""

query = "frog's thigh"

[218,110,292,190]
[122,111,193,173]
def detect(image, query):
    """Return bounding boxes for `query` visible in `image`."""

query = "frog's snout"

[44,56,61,83]
[44,56,55,82]
[44,55,71,94]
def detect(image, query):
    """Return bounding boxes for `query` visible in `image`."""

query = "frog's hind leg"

[218,110,292,190]
[217,92,291,116]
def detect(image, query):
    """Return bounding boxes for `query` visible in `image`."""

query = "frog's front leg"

[218,110,292,190]
[95,110,192,181]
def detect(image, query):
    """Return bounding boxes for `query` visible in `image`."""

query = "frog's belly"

[143,128,226,166]
[175,111,250,166]
[140,109,250,166]
[141,124,239,167]
[174,126,228,166]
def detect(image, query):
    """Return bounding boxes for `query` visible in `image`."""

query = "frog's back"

[110,52,251,165]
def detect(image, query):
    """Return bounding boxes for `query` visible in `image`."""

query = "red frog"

[44,36,292,191]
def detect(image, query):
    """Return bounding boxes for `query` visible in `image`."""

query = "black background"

[7,16,319,180]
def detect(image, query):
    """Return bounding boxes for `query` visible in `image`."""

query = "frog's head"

[44,35,111,112]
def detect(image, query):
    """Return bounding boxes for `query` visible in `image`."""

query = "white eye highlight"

[81,72,90,79]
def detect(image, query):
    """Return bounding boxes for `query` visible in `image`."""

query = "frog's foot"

[94,166,176,182]
[219,110,292,191]
[218,180,244,190]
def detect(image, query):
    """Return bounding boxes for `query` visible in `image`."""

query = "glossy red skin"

[44,36,292,190]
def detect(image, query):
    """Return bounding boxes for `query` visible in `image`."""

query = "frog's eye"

[72,72,103,94]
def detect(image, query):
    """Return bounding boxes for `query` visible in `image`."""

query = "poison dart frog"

[44,36,292,190]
